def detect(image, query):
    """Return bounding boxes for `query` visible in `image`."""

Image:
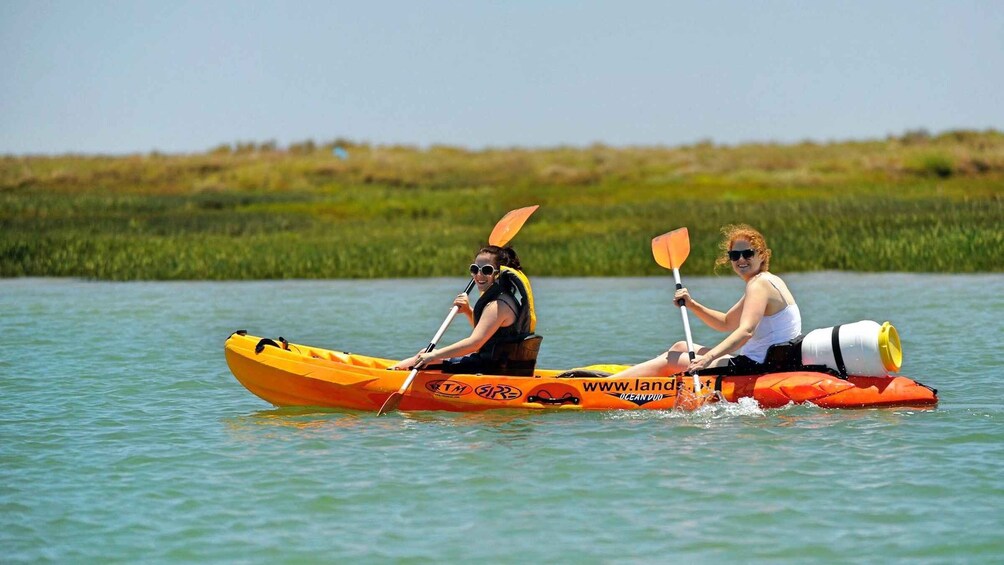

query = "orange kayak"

[225,332,938,412]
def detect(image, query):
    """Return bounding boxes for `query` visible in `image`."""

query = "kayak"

[224,332,938,412]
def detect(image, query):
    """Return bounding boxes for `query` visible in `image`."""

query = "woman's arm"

[687,279,770,371]
[389,293,481,369]
[425,301,513,361]
[677,288,740,333]
[454,293,475,328]
[392,299,516,369]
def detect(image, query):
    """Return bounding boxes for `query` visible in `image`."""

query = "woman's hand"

[390,349,434,370]
[687,352,714,374]
[674,287,692,308]
[453,293,472,315]
[390,353,417,370]
[414,350,438,368]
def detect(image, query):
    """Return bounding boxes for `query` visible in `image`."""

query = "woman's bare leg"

[607,341,710,379]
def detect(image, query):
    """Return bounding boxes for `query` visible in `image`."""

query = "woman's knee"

[667,341,689,353]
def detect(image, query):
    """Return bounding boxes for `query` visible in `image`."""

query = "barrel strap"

[830,325,848,378]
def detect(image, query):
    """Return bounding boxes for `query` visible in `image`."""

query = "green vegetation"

[2,130,1002,279]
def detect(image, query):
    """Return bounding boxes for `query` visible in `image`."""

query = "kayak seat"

[695,341,839,378]
[493,334,543,377]
[441,334,544,377]
[695,363,836,378]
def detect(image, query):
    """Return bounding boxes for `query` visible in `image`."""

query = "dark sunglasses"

[728,249,755,261]
[469,263,497,277]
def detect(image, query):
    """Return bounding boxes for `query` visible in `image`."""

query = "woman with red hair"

[609,224,801,379]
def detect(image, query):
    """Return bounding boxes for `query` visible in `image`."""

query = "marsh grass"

[2,130,1002,279]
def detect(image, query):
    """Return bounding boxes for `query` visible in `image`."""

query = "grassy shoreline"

[2,130,1002,279]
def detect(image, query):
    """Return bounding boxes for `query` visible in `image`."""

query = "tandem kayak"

[224,332,938,412]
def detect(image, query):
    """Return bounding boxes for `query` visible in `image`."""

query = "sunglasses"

[469,264,497,277]
[728,249,755,261]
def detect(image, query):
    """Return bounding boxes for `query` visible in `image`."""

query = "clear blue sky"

[2,0,1001,154]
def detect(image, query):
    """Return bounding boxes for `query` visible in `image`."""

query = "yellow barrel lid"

[878,321,903,372]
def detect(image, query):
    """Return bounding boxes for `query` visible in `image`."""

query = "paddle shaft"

[377,279,475,414]
[404,279,474,381]
[672,267,701,393]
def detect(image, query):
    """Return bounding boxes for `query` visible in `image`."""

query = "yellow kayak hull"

[225,333,939,412]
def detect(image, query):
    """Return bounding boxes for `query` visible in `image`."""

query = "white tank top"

[739,277,802,363]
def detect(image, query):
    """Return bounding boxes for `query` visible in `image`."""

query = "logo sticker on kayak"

[426,380,472,397]
[606,393,668,407]
[474,384,523,401]
[583,378,715,394]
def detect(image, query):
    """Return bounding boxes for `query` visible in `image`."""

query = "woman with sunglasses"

[391,245,540,375]
[609,224,800,378]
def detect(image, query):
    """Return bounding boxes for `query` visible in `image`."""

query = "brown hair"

[713,224,771,273]
[476,245,523,272]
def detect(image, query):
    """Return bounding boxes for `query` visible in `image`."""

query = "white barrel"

[800,320,903,376]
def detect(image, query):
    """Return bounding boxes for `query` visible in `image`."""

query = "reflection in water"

[224,389,938,447]
[222,406,372,441]
[226,397,796,442]
[223,405,552,447]
[389,410,546,447]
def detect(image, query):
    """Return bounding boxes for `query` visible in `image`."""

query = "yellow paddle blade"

[488,205,539,246]
[651,227,690,270]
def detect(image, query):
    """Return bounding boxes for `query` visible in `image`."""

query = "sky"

[2,0,1002,155]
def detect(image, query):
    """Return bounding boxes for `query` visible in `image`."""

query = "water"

[1,274,1002,563]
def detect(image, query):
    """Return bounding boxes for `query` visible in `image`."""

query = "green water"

[2,274,1002,563]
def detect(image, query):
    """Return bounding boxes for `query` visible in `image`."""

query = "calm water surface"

[2,274,1002,563]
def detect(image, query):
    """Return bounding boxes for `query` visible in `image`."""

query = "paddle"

[377,205,539,415]
[651,227,702,397]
